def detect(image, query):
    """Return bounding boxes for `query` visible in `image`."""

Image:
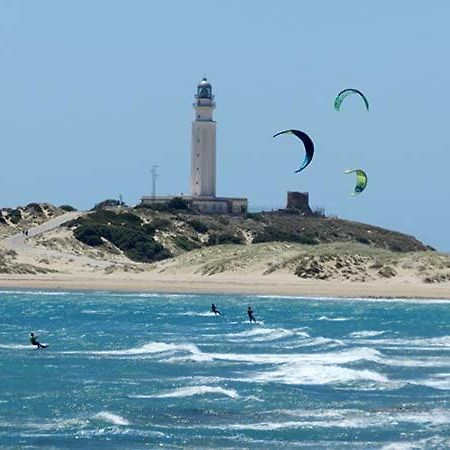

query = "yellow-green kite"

[344,169,368,196]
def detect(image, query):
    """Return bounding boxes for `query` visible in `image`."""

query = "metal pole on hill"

[151,165,159,202]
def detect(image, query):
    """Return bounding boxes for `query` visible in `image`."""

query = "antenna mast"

[151,165,159,200]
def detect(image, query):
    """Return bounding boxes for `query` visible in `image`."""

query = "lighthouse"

[140,78,247,214]
[191,78,216,197]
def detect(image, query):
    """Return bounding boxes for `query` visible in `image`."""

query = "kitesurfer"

[247,306,257,323]
[211,303,221,315]
[30,332,47,349]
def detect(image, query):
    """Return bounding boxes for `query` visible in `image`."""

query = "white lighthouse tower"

[191,78,216,197]
[140,78,247,214]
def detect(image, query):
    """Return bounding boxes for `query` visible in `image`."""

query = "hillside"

[63,205,430,265]
[1,202,449,289]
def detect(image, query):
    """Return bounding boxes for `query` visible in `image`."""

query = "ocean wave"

[167,346,383,370]
[318,316,350,321]
[204,408,450,431]
[0,344,35,350]
[225,327,309,342]
[132,385,239,399]
[93,411,130,426]
[0,289,82,296]
[355,335,450,350]
[62,342,212,361]
[414,373,450,390]
[249,362,388,386]
[179,311,217,317]
[349,331,385,338]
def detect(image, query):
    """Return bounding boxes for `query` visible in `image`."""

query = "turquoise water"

[1,290,450,449]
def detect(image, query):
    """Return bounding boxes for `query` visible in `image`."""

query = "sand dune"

[0,211,449,299]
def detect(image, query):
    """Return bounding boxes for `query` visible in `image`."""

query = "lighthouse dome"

[198,77,211,88]
[197,78,213,99]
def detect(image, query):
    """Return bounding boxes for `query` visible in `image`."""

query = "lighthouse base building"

[141,78,248,214]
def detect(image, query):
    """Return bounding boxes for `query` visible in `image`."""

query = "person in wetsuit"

[211,303,221,315]
[30,332,47,349]
[247,306,257,323]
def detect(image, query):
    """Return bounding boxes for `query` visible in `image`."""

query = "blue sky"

[0,1,449,250]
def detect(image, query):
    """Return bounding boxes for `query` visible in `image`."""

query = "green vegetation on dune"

[64,206,430,264]
[66,210,171,263]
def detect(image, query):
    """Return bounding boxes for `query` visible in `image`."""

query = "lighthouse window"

[197,153,199,157]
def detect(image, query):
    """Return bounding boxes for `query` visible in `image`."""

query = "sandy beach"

[0,271,449,299]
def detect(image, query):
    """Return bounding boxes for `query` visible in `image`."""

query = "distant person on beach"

[211,303,221,315]
[247,306,256,323]
[30,332,48,349]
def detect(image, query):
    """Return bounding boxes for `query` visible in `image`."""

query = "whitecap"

[0,344,35,350]
[349,330,385,338]
[93,411,130,426]
[62,342,211,360]
[225,327,308,342]
[318,316,349,321]
[179,311,216,317]
[414,373,450,390]
[132,385,238,399]
[355,335,450,350]
[166,345,382,366]
[249,362,388,386]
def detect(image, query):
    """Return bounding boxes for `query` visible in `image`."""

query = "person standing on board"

[211,303,221,315]
[247,306,257,323]
[30,332,48,349]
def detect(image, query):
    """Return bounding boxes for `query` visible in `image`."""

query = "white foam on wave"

[381,444,416,450]
[318,316,349,321]
[349,330,385,338]
[132,385,238,399]
[380,355,450,369]
[179,311,216,317]
[105,292,195,299]
[69,342,211,360]
[0,343,34,350]
[356,335,450,350]
[0,289,78,296]
[162,344,383,366]
[93,411,130,426]
[225,327,309,342]
[250,362,388,386]
[414,373,450,390]
[203,407,450,432]
[255,294,450,304]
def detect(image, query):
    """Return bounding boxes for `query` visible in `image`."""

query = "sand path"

[0,211,111,269]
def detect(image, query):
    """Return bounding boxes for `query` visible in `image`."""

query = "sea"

[1,290,450,449]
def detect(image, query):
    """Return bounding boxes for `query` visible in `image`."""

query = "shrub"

[188,219,209,233]
[59,204,77,212]
[9,209,22,224]
[74,225,105,246]
[74,222,170,262]
[26,203,43,211]
[93,199,123,210]
[245,213,265,221]
[150,218,172,231]
[252,226,318,245]
[167,197,189,210]
[173,236,201,251]
[207,231,245,245]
